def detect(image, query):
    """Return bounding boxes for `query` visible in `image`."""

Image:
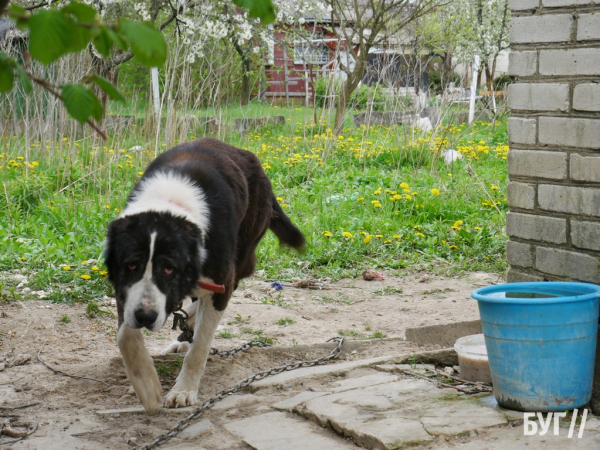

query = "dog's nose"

[134,308,158,328]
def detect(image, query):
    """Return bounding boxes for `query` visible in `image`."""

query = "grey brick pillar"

[506,0,600,413]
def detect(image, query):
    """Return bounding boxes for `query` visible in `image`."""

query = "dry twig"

[37,351,114,387]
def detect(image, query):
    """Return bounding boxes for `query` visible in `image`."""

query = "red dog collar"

[198,281,226,294]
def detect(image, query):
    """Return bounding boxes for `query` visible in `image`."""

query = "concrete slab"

[251,355,399,389]
[405,320,482,347]
[436,422,600,449]
[273,391,331,410]
[96,405,196,415]
[330,372,398,392]
[180,419,213,439]
[294,379,507,449]
[212,393,260,411]
[223,411,356,449]
[375,363,435,376]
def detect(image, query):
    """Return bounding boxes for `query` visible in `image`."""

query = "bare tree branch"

[28,73,108,140]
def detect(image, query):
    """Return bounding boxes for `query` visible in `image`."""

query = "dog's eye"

[128,264,137,271]
[164,268,173,275]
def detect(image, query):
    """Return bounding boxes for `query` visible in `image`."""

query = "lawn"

[0,105,509,302]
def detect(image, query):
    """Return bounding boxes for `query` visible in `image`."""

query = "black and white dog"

[104,138,305,412]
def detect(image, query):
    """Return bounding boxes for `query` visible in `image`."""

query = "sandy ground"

[0,270,503,449]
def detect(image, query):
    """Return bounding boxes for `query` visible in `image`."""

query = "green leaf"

[65,17,91,53]
[15,64,32,94]
[233,0,276,24]
[62,84,104,124]
[0,57,14,93]
[118,19,167,67]
[29,10,71,65]
[102,26,128,51]
[92,28,111,57]
[8,4,26,15]
[92,75,125,102]
[8,4,30,30]
[62,2,97,23]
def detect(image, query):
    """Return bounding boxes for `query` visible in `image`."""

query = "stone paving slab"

[287,376,506,449]
[96,405,196,415]
[223,411,357,449]
[179,419,213,439]
[212,393,260,411]
[330,372,398,392]
[251,355,399,389]
[436,420,600,449]
[273,391,331,410]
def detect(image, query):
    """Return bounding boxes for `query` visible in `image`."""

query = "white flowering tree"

[408,2,471,91]
[317,0,446,132]
[0,0,276,132]
[453,0,510,89]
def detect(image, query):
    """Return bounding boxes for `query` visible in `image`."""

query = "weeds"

[85,301,113,318]
[275,317,295,326]
[227,313,251,325]
[373,286,404,296]
[0,106,509,304]
[216,329,237,339]
[155,358,183,382]
[241,327,264,336]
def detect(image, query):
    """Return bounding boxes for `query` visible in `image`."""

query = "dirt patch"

[0,271,502,449]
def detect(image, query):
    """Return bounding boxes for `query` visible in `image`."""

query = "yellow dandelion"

[491,185,499,190]
[62,266,71,271]
[81,274,91,280]
[323,231,332,238]
[342,232,353,239]
[431,188,440,196]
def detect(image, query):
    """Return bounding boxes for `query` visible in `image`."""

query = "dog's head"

[105,212,203,331]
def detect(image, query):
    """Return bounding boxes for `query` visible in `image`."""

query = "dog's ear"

[104,217,130,285]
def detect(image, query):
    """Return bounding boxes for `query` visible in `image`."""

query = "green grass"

[275,317,295,326]
[0,103,509,303]
[155,357,183,382]
[216,329,237,339]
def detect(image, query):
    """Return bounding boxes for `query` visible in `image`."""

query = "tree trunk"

[333,50,366,134]
[441,51,452,91]
[240,57,251,106]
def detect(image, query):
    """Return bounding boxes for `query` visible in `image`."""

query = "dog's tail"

[270,195,306,250]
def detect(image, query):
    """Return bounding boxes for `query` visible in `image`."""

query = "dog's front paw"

[131,374,162,414]
[164,388,198,408]
[161,340,191,355]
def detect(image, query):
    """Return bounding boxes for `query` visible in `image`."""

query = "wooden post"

[468,55,480,125]
[283,45,290,105]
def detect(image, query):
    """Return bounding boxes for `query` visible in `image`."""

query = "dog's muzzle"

[133,307,159,329]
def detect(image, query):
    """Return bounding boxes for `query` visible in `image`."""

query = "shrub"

[313,76,388,111]
[428,71,462,94]
[492,74,513,91]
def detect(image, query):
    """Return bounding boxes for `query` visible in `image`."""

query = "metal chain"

[172,307,272,357]
[209,339,272,357]
[138,337,345,450]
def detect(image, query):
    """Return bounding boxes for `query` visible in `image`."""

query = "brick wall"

[506,0,600,284]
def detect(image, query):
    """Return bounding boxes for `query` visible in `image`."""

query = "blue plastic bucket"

[472,281,600,411]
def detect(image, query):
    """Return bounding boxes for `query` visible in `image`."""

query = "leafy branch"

[0,2,167,137]
[0,0,275,138]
